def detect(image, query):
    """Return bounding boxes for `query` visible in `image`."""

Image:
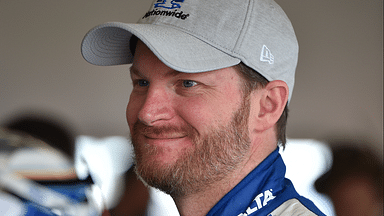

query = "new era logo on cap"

[260,45,274,64]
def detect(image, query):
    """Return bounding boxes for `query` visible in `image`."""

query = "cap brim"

[81,22,240,73]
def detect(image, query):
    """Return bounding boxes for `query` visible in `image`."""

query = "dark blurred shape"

[109,166,149,216]
[3,112,76,160]
[0,112,93,215]
[1,111,150,215]
[315,143,383,216]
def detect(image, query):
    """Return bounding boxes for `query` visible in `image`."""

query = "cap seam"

[233,0,253,56]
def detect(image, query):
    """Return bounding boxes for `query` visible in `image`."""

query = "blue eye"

[138,80,149,87]
[183,80,197,88]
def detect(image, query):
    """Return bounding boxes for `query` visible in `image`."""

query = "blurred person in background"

[0,112,91,215]
[0,112,149,215]
[315,143,383,216]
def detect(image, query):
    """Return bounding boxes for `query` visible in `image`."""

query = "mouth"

[132,121,195,145]
[140,133,191,150]
[144,133,188,140]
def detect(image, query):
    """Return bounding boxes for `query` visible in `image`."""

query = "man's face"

[126,41,251,196]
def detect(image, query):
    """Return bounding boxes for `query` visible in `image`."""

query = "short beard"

[131,95,251,198]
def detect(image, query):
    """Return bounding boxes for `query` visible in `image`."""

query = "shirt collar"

[207,148,286,216]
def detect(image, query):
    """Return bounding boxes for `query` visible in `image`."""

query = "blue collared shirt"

[207,148,326,216]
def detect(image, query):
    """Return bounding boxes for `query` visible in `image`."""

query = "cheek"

[178,102,207,130]
[126,94,142,131]
[176,96,235,132]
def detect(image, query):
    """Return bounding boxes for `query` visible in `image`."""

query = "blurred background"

[0,0,382,215]
[1,0,382,157]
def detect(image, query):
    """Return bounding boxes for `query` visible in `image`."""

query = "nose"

[137,86,175,126]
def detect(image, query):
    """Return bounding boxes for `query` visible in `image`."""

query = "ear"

[252,80,289,132]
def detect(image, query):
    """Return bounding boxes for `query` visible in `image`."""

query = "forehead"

[131,41,166,73]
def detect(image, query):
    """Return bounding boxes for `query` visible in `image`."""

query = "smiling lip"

[142,134,189,147]
[144,134,187,140]
[141,129,189,139]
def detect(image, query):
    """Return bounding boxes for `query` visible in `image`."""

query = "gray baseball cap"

[81,0,298,101]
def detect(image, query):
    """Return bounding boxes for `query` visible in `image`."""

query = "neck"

[173,141,276,216]
[173,167,245,216]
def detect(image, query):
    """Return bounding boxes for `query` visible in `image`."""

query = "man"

[81,0,326,215]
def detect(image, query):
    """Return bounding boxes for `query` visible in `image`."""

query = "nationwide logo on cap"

[142,0,190,20]
[155,0,184,9]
